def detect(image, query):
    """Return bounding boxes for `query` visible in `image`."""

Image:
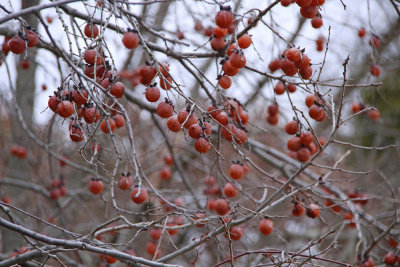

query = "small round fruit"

[370,64,381,77]
[306,204,320,218]
[218,76,232,89]
[118,175,133,190]
[110,82,125,98]
[268,58,281,72]
[305,94,318,108]
[285,120,298,135]
[145,86,161,102]
[229,164,243,180]
[122,31,139,49]
[280,58,297,76]
[57,101,75,118]
[113,114,125,128]
[259,219,274,235]
[159,167,171,180]
[145,242,161,258]
[84,23,99,38]
[224,183,238,198]
[237,34,252,49]
[100,118,116,133]
[8,35,26,54]
[286,48,301,62]
[215,9,233,29]
[88,179,103,195]
[210,37,226,51]
[274,82,285,95]
[150,228,162,241]
[194,137,211,153]
[358,28,366,38]
[292,202,305,216]
[131,187,148,204]
[297,147,311,162]
[156,101,174,118]
[311,17,323,28]
[83,49,102,65]
[384,252,397,265]
[230,52,246,68]
[215,198,229,215]
[268,103,279,116]
[188,124,202,138]
[287,136,302,151]
[167,115,181,132]
[287,83,296,93]
[300,5,318,18]
[229,226,242,240]
[300,131,314,145]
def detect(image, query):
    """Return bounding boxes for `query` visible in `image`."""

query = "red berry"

[311,17,323,28]
[215,10,233,29]
[222,60,239,76]
[286,48,301,62]
[145,242,161,258]
[287,136,302,151]
[145,86,161,102]
[8,35,26,54]
[26,30,38,47]
[100,118,116,133]
[259,219,274,235]
[110,82,125,98]
[384,253,397,265]
[358,28,366,38]
[118,174,133,190]
[285,120,298,135]
[84,23,99,38]
[159,167,171,180]
[306,204,320,218]
[83,49,102,65]
[237,34,252,49]
[113,114,125,128]
[214,26,227,38]
[194,137,211,153]
[57,101,74,118]
[188,124,202,138]
[296,0,312,7]
[167,115,181,132]
[297,147,311,162]
[70,124,84,142]
[230,52,246,68]
[71,89,88,105]
[215,198,230,215]
[309,104,324,121]
[305,94,318,108]
[370,64,381,77]
[300,131,314,145]
[280,58,297,76]
[287,83,296,93]
[210,37,227,51]
[150,228,162,241]
[122,31,139,49]
[292,202,305,216]
[157,101,174,118]
[300,5,318,18]
[229,164,243,180]
[83,106,100,123]
[299,66,313,79]
[218,76,232,89]
[268,58,281,72]
[228,226,242,240]
[89,179,103,195]
[131,187,148,204]
[224,183,238,198]
[267,103,279,116]
[274,82,286,95]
